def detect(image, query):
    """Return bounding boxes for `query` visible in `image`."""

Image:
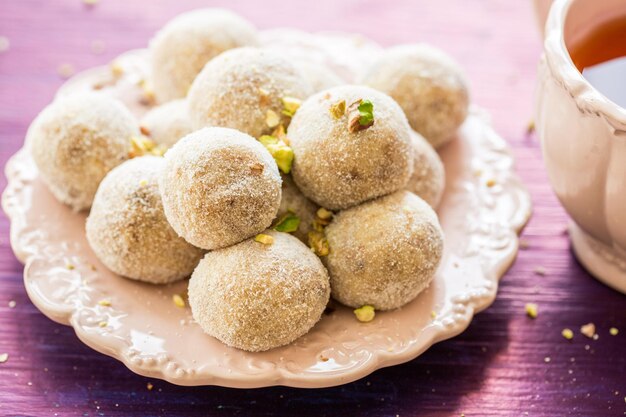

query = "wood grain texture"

[0,0,624,416]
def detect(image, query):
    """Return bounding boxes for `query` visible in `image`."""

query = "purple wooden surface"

[0,1,625,416]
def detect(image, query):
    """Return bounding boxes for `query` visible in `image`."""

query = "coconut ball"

[362,44,469,149]
[139,99,192,148]
[276,174,319,243]
[188,231,330,352]
[149,8,258,102]
[188,47,313,138]
[295,61,344,93]
[86,157,204,284]
[288,85,413,210]
[406,130,446,208]
[159,127,282,250]
[325,191,443,310]
[28,93,138,211]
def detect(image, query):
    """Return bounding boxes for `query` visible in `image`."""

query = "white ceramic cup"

[535,0,626,293]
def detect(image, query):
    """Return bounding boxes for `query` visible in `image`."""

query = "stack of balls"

[27,8,470,352]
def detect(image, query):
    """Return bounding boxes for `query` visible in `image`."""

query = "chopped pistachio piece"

[329,100,346,119]
[281,96,302,117]
[274,212,301,233]
[259,135,294,174]
[129,136,164,158]
[254,233,274,245]
[271,124,287,140]
[311,220,326,232]
[272,145,294,174]
[561,328,574,340]
[357,100,374,126]
[580,323,595,338]
[525,303,538,319]
[139,179,148,187]
[259,135,279,146]
[172,294,185,308]
[316,207,333,220]
[98,300,111,307]
[308,231,330,256]
[354,305,375,322]
[98,321,108,328]
[610,327,619,336]
[266,109,280,128]
[347,99,374,132]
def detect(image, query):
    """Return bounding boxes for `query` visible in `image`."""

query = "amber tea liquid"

[568,16,626,108]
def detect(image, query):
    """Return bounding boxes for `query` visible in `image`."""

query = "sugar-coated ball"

[406,130,445,208]
[86,157,204,283]
[139,99,192,148]
[28,93,138,211]
[159,127,282,250]
[149,9,258,102]
[362,44,469,148]
[188,231,330,352]
[325,191,444,310]
[188,47,312,138]
[289,85,413,210]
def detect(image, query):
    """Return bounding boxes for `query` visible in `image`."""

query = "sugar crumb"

[580,323,595,338]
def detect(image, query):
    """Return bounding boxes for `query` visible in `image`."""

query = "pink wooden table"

[0,1,624,416]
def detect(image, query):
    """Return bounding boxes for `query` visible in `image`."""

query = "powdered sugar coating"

[149,8,258,102]
[406,130,445,208]
[139,99,192,148]
[86,157,204,284]
[362,44,469,149]
[295,61,344,93]
[159,127,282,250]
[277,174,319,243]
[188,47,313,138]
[188,231,330,352]
[289,85,413,210]
[28,93,138,211]
[325,191,443,310]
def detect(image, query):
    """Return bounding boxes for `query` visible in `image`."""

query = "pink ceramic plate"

[2,31,531,388]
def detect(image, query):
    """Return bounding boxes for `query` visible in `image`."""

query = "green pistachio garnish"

[357,100,374,126]
[274,211,301,233]
[129,135,166,158]
[259,135,279,146]
[354,305,375,322]
[259,135,294,174]
[265,109,280,128]
[329,100,346,119]
[347,99,375,132]
[281,96,302,117]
